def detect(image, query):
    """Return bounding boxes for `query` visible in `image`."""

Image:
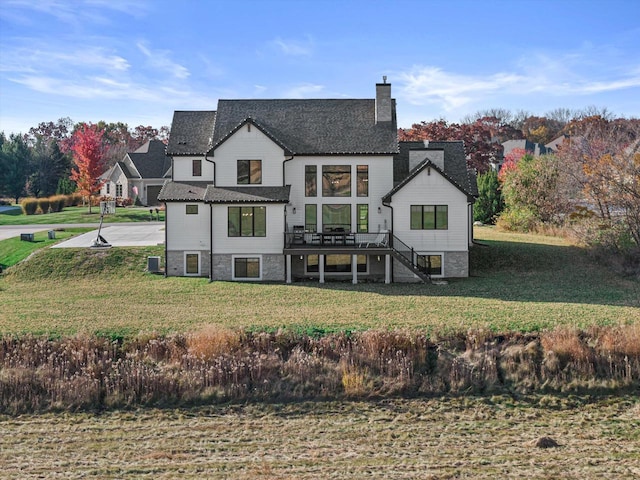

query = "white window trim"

[418,252,445,278]
[232,255,263,281]
[184,251,201,276]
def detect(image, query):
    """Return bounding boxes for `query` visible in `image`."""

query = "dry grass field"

[1,396,638,479]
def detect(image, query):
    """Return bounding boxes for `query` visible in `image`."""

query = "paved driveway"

[52,224,165,248]
[0,223,164,246]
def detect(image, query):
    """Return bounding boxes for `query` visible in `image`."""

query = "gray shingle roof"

[157,181,210,202]
[388,141,478,201]
[204,185,291,203]
[128,140,171,178]
[158,182,291,204]
[166,111,217,155]
[211,99,398,155]
[116,161,137,179]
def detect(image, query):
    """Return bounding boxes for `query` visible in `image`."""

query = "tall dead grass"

[1,326,639,414]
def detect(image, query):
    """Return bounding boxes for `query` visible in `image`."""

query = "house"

[100,140,171,206]
[158,79,478,283]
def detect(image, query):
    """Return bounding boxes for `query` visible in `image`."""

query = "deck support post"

[352,254,358,284]
[286,254,292,284]
[319,254,325,283]
[385,254,391,284]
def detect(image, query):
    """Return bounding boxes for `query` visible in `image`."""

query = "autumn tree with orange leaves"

[69,124,106,213]
[557,116,640,250]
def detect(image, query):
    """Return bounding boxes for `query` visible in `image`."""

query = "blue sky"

[1,0,639,135]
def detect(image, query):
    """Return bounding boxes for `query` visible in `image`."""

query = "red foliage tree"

[69,124,106,213]
[498,147,528,183]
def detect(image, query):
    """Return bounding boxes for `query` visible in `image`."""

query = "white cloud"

[0,0,148,25]
[271,37,313,56]
[284,83,325,98]
[1,44,130,74]
[396,61,640,112]
[137,42,190,80]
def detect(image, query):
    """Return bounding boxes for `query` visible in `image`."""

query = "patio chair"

[360,230,389,248]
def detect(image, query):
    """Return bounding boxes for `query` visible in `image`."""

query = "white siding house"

[100,140,171,206]
[159,81,478,283]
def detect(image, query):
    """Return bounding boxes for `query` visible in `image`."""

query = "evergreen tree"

[474,169,503,224]
[0,133,32,204]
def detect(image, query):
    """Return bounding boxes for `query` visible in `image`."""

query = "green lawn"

[1,227,638,337]
[0,228,93,270]
[0,205,163,225]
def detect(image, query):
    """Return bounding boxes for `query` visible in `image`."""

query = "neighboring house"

[158,80,478,283]
[100,140,171,206]
[502,139,551,158]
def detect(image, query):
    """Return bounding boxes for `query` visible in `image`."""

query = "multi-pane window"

[237,160,262,184]
[357,165,368,197]
[116,184,123,197]
[305,204,317,233]
[410,205,448,230]
[234,257,260,279]
[106,183,110,195]
[193,159,202,177]
[186,204,198,215]
[357,204,368,233]
[185,253,199,275]
[322,204,351,231]
[228,206,266,237]
[307,254,367,273]
[417,255,443,276]
[322,165,351,197]
[305,165,317,197]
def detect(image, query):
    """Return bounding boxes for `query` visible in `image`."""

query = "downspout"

[209,203,213,282]
[204,152,215,282]
[282,153,295,186]
[282,154,295,283]
[382,198,393,281]
[164,202,168,277]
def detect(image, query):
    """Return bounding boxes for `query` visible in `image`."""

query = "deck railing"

[284,231,390,249]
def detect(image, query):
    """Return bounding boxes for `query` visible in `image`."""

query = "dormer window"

[237,160,262,184]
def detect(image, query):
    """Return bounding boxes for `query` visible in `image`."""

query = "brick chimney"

[375,76,392,123]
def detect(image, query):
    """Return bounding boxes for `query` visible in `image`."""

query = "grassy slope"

[0,206,162,225]
[0,227,638,337]
[0,228,92,269]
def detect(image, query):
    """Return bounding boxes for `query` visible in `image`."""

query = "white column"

[352,254,358,284]
[319,254,325,283]
[286,255,292,284]
[385,254,391,284]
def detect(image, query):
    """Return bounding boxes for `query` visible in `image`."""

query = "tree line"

[0,118,168,205]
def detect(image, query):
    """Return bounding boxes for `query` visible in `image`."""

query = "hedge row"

[20,194,84,215]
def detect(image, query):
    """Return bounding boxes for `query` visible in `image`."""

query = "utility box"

[20,233,34,242]
[48,230,56,240]
[147,256,161,273]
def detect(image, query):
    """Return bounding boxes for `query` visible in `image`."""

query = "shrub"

[68,193,83,207]
[20,198,39,215]
[496,207,538,232]
[37,198,51,214]
[49,195,67,213]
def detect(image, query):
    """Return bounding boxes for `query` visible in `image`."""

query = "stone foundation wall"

[393,251,469,282]
[166,250,210,277]
[211,254,284,281]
